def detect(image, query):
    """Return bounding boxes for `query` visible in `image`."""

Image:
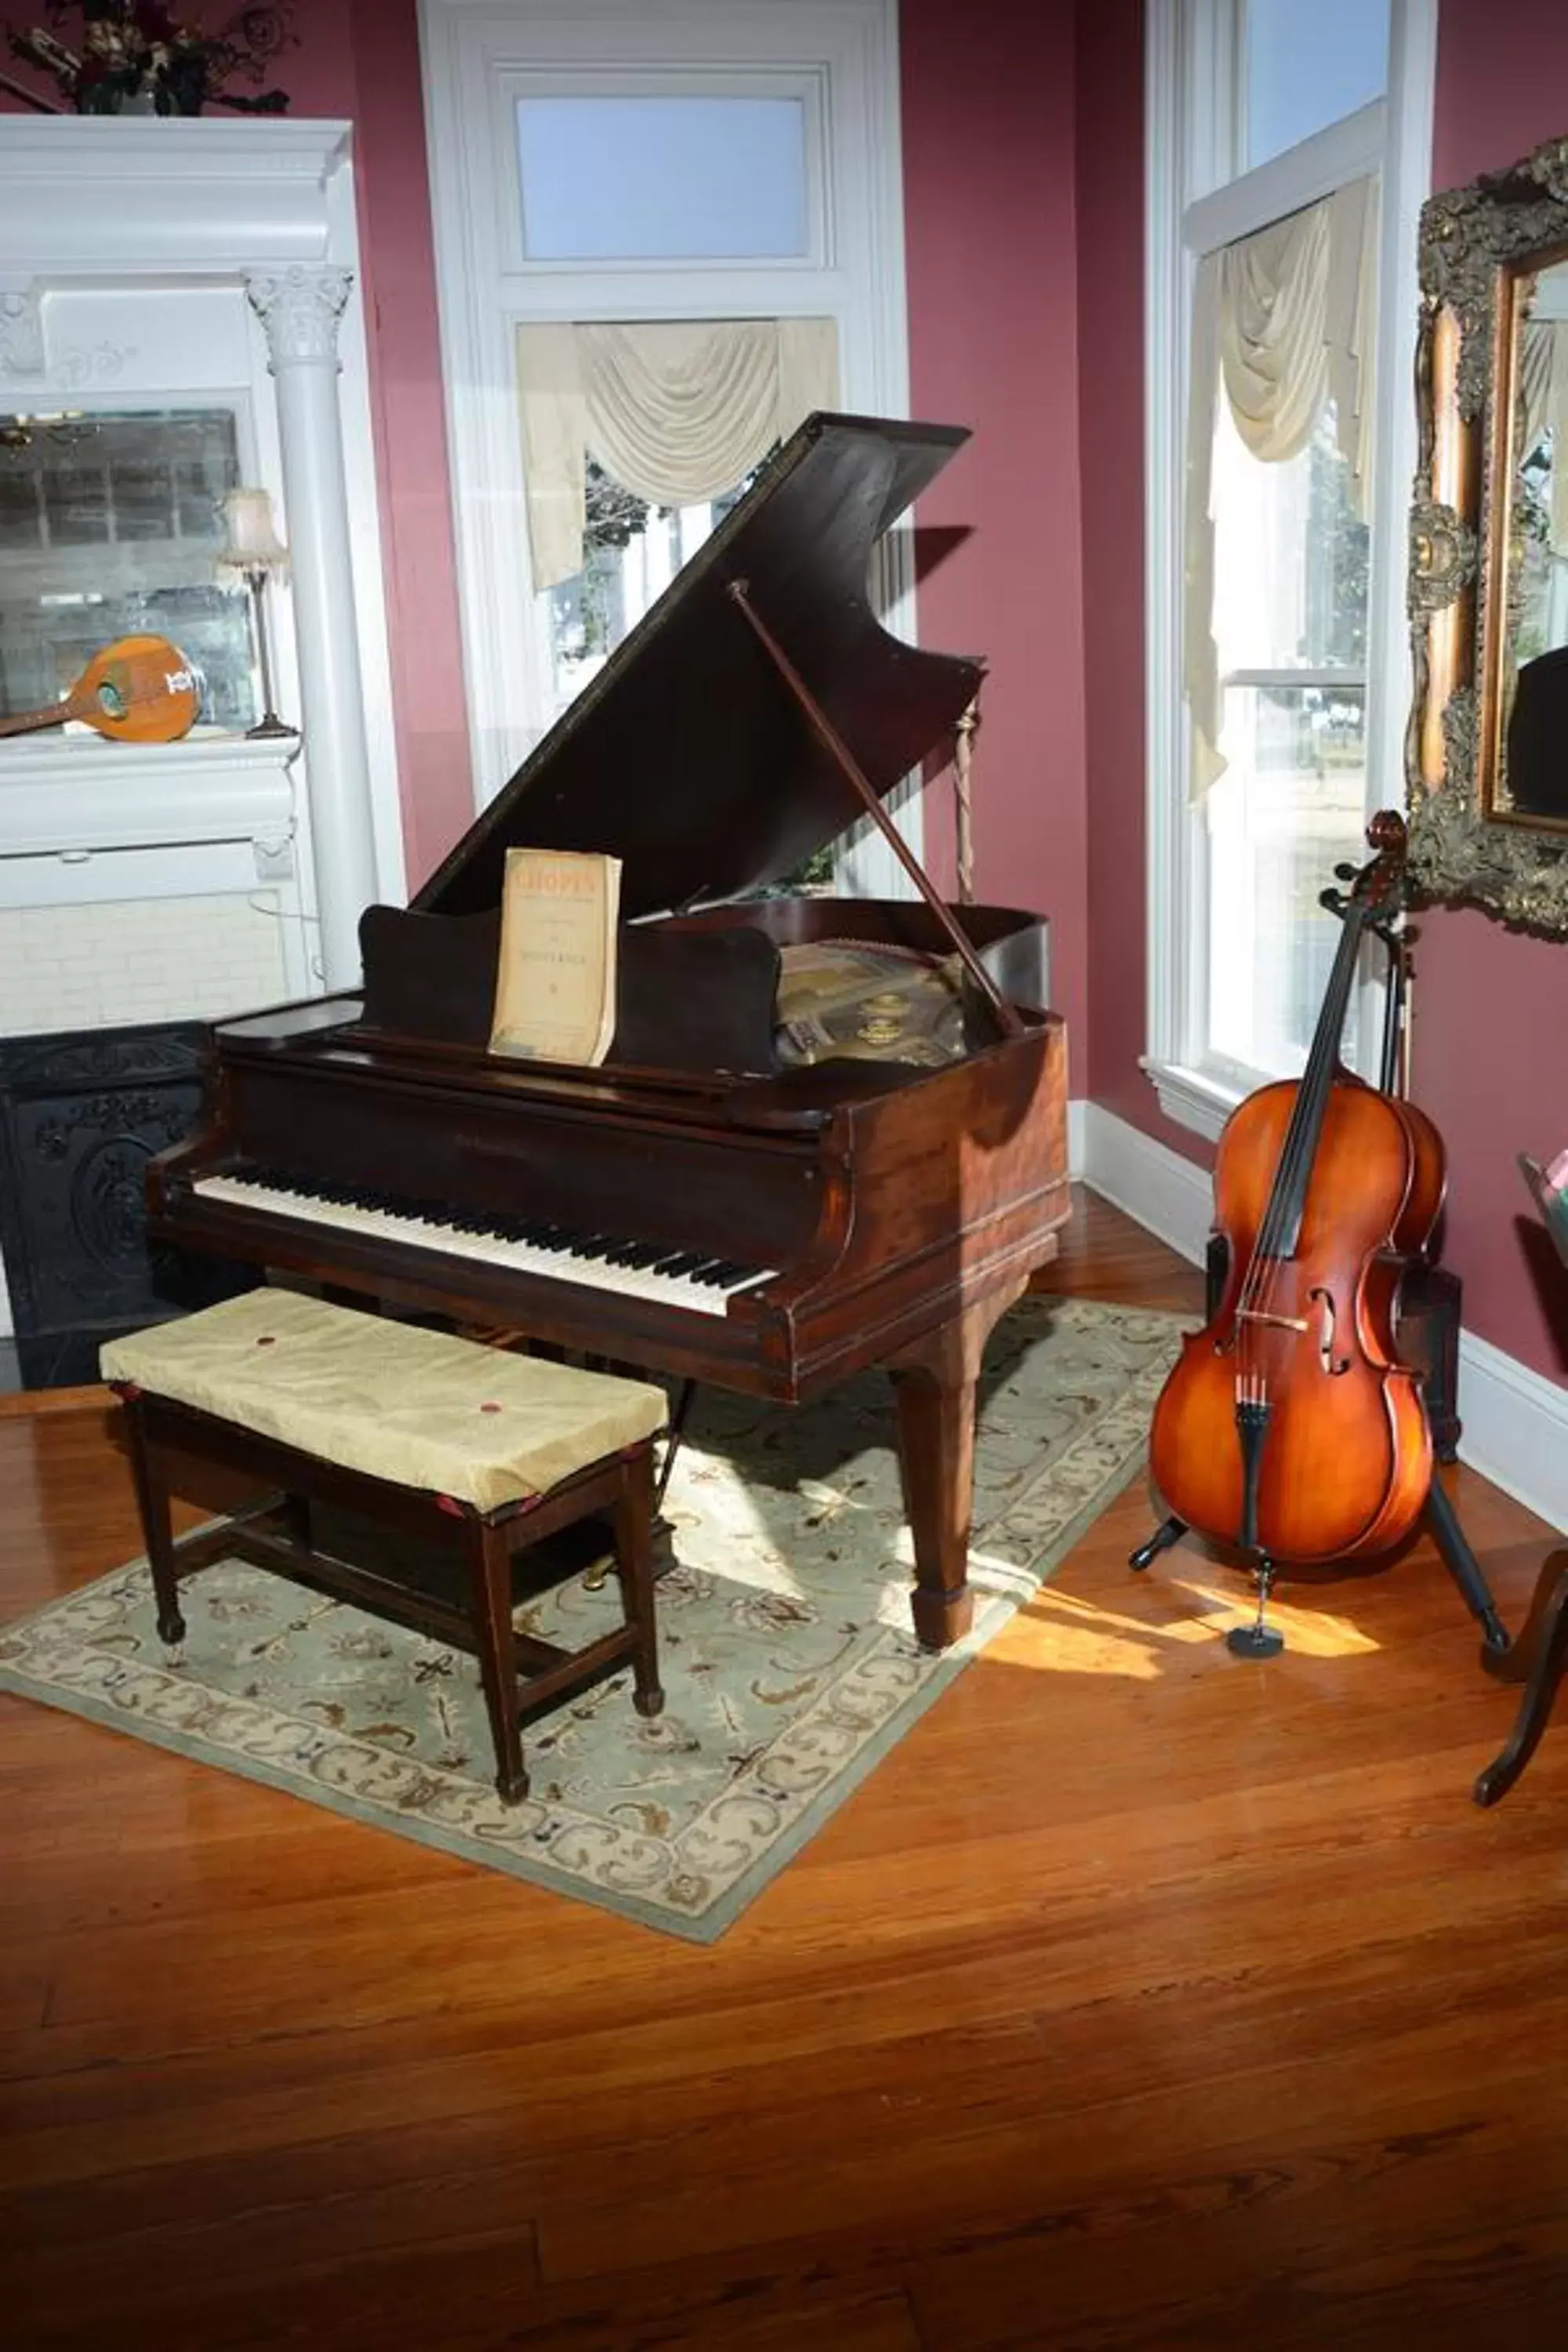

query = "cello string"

[1232,898,1367,1393]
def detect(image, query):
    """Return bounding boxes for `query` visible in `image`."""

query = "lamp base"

[245,714,299,742]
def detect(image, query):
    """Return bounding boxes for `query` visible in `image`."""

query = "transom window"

[516,95,810,262]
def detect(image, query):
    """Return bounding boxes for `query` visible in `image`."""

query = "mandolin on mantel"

[0,634,201,746]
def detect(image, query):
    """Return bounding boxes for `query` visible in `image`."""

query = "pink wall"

[1076,0,1214,1168]
[899,0,1090,1065]
[1,1,474,891]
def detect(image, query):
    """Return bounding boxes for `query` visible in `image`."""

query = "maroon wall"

[1,1,474,891]
[1414,0,1568,1378]
[900,0,1090,1063]
[1075,0,1218,1168]
[1076,0,1207,1167]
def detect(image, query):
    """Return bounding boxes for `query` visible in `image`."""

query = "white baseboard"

[1079,1100,1210,1264]
[1455,1329,1568,1534]
[1078,1100,1568,1535]
[1068,1097,1087,1181]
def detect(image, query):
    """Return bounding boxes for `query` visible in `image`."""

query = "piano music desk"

[100,1290,668,1803]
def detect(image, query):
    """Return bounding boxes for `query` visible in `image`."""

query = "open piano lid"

[414,412,984,925]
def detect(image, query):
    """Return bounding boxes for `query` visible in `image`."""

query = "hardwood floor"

[2,1189,1566,2350]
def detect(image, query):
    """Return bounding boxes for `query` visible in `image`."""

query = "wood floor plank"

[4,1191,1566,2350]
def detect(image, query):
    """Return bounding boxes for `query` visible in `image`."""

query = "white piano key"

[191,1173,774,1319]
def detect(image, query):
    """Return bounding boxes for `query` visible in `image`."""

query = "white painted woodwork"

[418,0,923,898]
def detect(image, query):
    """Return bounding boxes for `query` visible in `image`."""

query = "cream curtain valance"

[1520,318,1568,554]
[517,318,840,590]
[1185,176,1380,795]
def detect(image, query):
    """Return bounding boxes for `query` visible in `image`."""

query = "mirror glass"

[1498,250,1568,822]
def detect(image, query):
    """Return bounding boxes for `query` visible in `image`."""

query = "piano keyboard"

[192,1170,776,1319]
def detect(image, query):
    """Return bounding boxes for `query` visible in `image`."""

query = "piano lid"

[414,412,984,924]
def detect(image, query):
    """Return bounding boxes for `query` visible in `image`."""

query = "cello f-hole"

[1310,1286,1350,1374]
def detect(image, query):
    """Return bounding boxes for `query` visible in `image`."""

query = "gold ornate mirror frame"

[1408,133,1568,930]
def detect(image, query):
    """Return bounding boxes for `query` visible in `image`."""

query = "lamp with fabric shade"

[216,487,294,739]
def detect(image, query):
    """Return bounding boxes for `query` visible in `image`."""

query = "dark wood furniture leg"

[111,1385,662,1809]
[1474,1548,1568,1806]
[463,1513,528,1805]
[612,1448,665,1719]
[888,1283,1026,1652]
[120,1390,187,1646]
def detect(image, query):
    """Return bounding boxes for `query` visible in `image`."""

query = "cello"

[1147,812,1445,1606]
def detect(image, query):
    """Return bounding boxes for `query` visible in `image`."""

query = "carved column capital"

[245,266,353,372]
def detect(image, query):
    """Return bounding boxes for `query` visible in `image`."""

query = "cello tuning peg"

[1334,862,1359,881]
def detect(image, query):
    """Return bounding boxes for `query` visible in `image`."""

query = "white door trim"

[418,0,922,895]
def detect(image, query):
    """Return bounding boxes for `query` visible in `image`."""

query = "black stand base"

[1226,1555,1283,1658]
[1130,1482,1508,1663]
[1225,1621,1285,1660]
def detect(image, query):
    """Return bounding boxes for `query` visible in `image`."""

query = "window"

[516,96,809,261]
[1243,0,1391,170]
[422,0,913,895]
[543,456,760,718]
[1145,0,1435,1138]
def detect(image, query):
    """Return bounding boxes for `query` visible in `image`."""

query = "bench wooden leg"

[614,1450,665,1720]
[464,1515,528,1806]
[122,1394,187,1648]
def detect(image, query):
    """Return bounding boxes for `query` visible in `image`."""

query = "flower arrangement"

[5,2,296,115]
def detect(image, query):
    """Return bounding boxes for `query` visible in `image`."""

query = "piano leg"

[888,1281,1029,1652]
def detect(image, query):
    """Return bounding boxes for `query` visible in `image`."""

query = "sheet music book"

[488,847,621,1065]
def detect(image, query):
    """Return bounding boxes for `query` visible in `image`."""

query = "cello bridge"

[1236,1308,1310,1333]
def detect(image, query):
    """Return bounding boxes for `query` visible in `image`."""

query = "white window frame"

[1142,0,1437,1140]
[419,0,920,898]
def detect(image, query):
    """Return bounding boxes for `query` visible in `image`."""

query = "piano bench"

[100,1290,670,1805]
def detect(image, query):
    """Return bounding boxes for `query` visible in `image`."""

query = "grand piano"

[149,413,1069,1650]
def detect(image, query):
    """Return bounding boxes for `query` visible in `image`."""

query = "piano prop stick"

[0,634,201,744]
[727,579,1023,1042]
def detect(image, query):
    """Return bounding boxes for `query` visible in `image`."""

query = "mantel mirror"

[1407,132,1568,930]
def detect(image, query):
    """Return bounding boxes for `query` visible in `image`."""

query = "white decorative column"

[246,263,380,989]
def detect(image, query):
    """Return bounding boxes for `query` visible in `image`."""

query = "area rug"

[0,1298,1183,1942]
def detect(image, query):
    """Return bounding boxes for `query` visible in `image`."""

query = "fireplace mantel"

[0,116,405,981]
[0,734,298,866]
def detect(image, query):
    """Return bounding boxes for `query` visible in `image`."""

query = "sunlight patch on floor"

[995,1573,1383,1676]
[1167,1572,1382,1656]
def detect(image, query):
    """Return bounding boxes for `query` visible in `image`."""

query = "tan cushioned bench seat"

[100,1290,668,1513]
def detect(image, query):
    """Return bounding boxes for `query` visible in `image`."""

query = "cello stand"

[1424,1478,1510,1656]
[1128,1483,1509,1659]
[1129,1514,1188,1572]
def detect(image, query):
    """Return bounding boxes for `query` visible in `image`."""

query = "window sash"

[1144,0,1436,1138]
